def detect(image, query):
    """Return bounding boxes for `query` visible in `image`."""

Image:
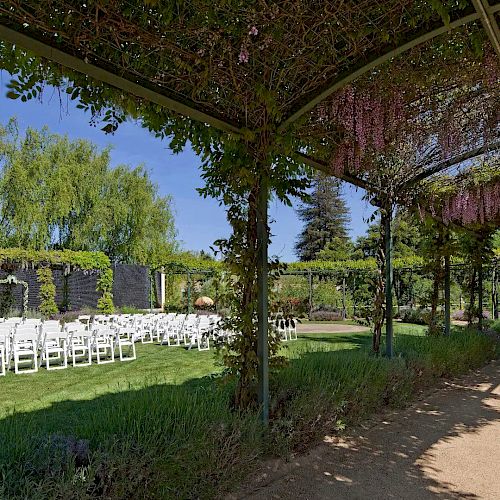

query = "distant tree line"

[0,118,177,266]
[295,172,424,261]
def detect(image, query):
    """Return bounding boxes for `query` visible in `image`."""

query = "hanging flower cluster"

[441,180,500,226]
[238,25,259,64]
[317,86,406,175]
[308,48,500,178]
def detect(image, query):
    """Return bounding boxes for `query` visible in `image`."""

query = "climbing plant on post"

[420,218,455,336]
[195,127,309,414]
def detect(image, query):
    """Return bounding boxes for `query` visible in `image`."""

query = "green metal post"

[308,270,313,320]
[342,276,346,320]
[353,275,357,317]
[385,206,394,358]
[444,255,451,336]
[493,265,498,320]
[478,258,483,331]
[257,176,269,425]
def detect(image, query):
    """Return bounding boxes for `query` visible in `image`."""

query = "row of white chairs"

[89,313,224,351]
[0,318,136,375]
[274,317,298,341]
[87,313,298,349]
[0,313,298,375]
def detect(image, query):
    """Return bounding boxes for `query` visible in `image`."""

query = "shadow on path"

[236,361,500,500]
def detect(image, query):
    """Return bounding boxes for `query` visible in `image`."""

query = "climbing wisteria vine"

[421,163,500,228]
[440,180,500,226]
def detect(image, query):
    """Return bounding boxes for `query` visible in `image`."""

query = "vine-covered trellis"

[0,275,28,316]
[0,248,114,315]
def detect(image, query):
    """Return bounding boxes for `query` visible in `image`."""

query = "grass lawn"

[0,323,495,499]
[0,323,426,417]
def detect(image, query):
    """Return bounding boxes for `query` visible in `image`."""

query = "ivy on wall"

[160,255,430,274]
[0,248,110,270]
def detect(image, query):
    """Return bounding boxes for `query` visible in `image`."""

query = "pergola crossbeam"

[278,12,482,131]
[0,24,243,136]
[404,139,500,188]
[296,152,372,191]
[472,0,500,59]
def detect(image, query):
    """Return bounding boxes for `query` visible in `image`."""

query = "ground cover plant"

[0,325,495,499]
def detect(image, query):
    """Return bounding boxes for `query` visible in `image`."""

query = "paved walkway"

[297,323,370,334]
[237,361,500,500]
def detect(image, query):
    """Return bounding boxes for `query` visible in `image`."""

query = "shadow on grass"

[0,371,262,499]
[0,333,496,499]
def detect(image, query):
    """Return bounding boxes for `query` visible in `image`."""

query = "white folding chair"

[0,332,8,376]
[67,325,92,367]
[275,318,288,341]
[0,324,12,372]
[286,318,298,340]
[39,331,68,370]
[39,321,62,351]
[23,317,41,324]
[115,328,136,361]
[5,317,22,329]
[93,328,115,364]
[196,318,211,351]
[77,315,91,329]
[161,317,182,346]
[136,319,154,344]
[12,331,38,374]
[182,316,198,345]
[42,320,61,330]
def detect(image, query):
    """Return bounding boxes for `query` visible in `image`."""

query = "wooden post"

[256,176,269,425]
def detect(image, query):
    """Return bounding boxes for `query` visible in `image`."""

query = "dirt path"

[297,323,370,334]
[236,360,500,500]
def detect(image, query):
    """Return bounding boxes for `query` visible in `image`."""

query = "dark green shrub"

[96,269,114,314]
[36,267,58,318]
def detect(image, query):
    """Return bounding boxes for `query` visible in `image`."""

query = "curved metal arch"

[278,11,487,131]
[0,25,243,136]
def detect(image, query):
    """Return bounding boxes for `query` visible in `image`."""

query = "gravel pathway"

[235,360,500,500]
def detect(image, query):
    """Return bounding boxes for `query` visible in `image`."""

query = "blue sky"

[0,79,374,261]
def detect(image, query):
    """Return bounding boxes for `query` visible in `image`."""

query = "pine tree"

[295,174,351,261]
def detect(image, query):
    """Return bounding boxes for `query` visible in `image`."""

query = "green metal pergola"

[1,0,499,423]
